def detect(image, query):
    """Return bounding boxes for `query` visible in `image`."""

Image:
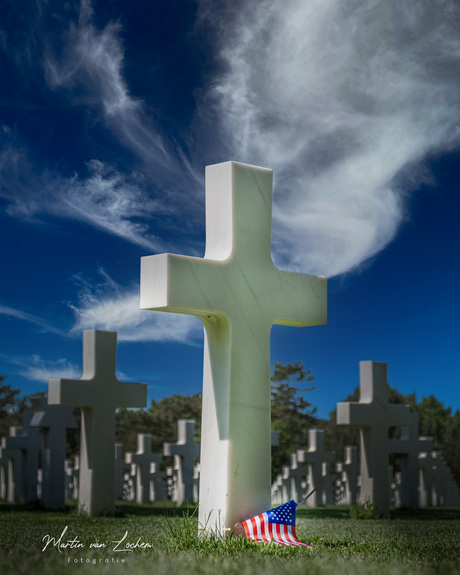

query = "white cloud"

[44,2,201,190]
[0,305,65,336]
[0,272,202,346]
[2,1,459,279]
[2,354,82,383]
[0,151,167,251]
[201,0,460,276]
[69,271,203,344]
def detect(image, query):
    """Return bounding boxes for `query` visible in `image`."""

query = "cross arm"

[113,381,147,409]
[48,378,95,408]
[336,402,372,426]
[271,270,327,327]
[140,253,224,319]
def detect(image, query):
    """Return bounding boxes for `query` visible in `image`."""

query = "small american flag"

[241,500,310,547]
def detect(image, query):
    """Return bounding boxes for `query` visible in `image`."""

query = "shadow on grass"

[0,499,198,518]
[298,506,460,521]
[115,501,198,518]
[297,506,351,519]
[390,507,460,521]
[1,499,457,521]
[0,500,77,514]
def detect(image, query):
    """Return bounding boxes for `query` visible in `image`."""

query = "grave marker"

[0,427,24,503]
[337,446,359,506]
[30,401,78,510]
[337,361,411,518]
[114,444,130,500]
[126,434,159,504]
[164,419,200,505]
[297,429,334,507]
[1,412,41,504]
[321,461,336,505]
[65,456,80,500]
[287,452,307,503]
[388,412,433,509]
[48,329,147,515]
[150,454,167,502]
[141,161,327,531]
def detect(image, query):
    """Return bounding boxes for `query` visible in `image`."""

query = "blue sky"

[0,0,459,420]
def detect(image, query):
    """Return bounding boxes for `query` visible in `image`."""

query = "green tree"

[416,395,452,447]
[271,361,318,479]
[416,396,460,488]
[115,393,202,457]
[0,377,31,437]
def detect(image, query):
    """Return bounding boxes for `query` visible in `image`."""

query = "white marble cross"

[287,452,307,503]
[126,434,158,504]
[65,455,80,500]
[418,449,437,507]
[141,161,327,531]
[321,461,336,505]
[164,419,200,505]
[297,428,335,507]
[30,399,78,510]
[1,412,41,504]
[48,329,147,515]
[114,445,130,500]
[150,454,168,502]
[0,427,24,504]
[388,412,433,509]
[337,361,411,518]
[336,445,359,505]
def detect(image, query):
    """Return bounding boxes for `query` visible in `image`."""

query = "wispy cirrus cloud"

[0,269,202,346]
[0,0,202,253]
[0,148,168,251]
[0,304,65,336]
[1,0,459,280]
[1,353,82,383]
[199,0,460,276]
[44,1,201,190]
[69,269,203,344]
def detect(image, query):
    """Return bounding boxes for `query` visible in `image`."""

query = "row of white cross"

[2,328,459,521]
[3,411,459,512]
[272,431,460,509]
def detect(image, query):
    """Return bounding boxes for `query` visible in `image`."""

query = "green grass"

[1,501,459,575]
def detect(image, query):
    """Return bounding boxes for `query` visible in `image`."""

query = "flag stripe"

[241,503,310,547]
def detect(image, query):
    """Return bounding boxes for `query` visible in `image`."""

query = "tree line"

[1,367,459,487]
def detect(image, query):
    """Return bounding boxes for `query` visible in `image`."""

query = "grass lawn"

[1,501,459,575]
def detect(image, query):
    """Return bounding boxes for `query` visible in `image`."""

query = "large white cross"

[141,161,327,531]
[48,329,147,516]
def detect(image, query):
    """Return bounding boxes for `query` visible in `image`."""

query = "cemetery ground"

[1,502,459,575]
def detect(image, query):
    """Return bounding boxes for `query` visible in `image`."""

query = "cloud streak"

[0,305,65,336]
[69,270,203,344]
[201,0,460,276]
[1,353,82,383]
[0,147,168,251]
[44,1,202,191]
